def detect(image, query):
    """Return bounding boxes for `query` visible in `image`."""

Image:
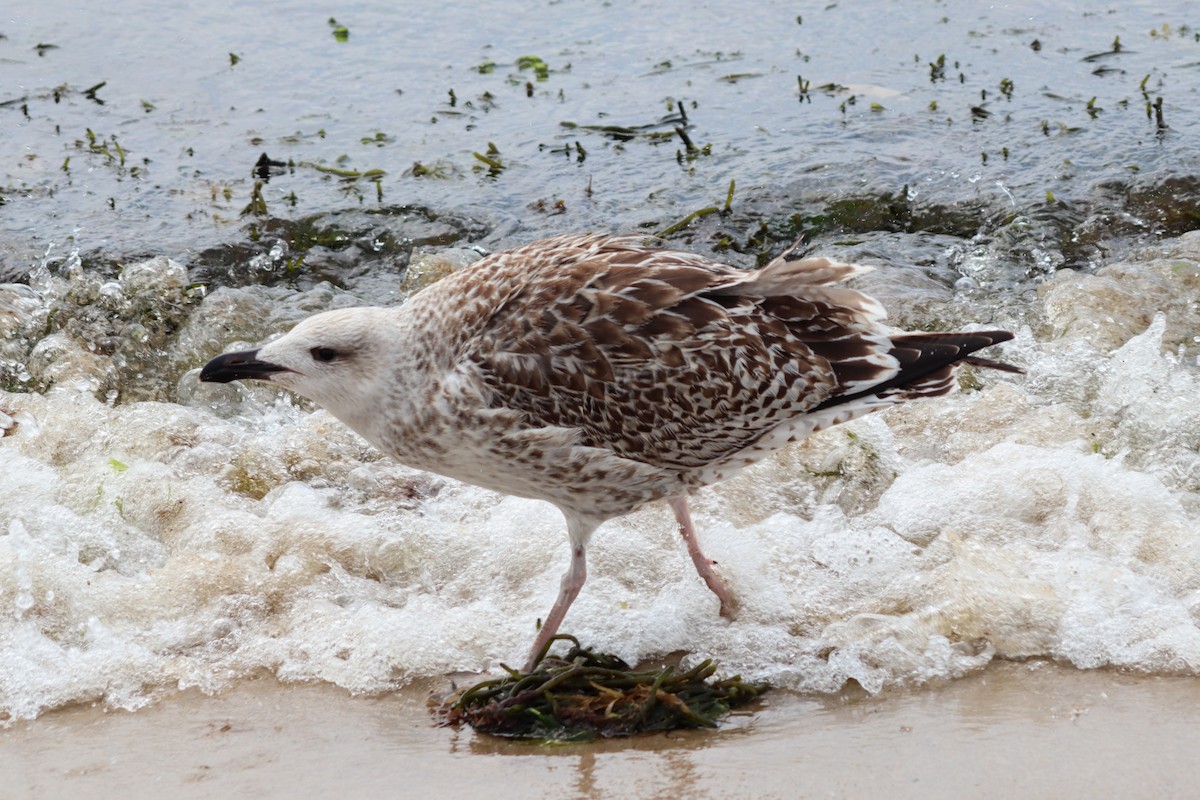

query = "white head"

[200,306,396,430]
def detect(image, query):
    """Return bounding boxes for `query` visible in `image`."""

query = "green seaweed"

[472,142,505,175]
[436,635,768,742]
[659,206,720,237]
[328,17,349,41]
[516,55,551,81]
[559,121,676,142]
[929,54,947,82]
[300,162,386,181]
[241,181,268,217]
[78,128,126,168]
[82,81,106,103]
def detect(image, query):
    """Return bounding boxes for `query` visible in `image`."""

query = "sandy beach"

[5,661,1199,799]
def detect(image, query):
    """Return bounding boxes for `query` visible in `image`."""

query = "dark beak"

[200,349,291,383]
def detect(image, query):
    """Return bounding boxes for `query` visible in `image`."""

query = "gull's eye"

[310,347,340,363]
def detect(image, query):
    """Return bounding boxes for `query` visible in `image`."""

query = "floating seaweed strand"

[436,635,769,741]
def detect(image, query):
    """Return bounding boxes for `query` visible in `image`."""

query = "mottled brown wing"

[465,236,891,470]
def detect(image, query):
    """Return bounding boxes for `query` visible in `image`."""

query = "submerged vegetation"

[436,635,768,741]
[0,4,1197,287]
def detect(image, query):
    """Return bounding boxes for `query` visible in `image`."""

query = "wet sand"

[4,661,1199,799]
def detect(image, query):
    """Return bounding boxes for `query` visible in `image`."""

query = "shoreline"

[4,661,1198,799]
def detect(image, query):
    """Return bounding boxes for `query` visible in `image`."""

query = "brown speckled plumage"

[201,233,1019,668]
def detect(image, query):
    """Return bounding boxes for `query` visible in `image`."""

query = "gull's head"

[200,307,394,418]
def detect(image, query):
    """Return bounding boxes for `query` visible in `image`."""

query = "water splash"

[2,233,1200,724]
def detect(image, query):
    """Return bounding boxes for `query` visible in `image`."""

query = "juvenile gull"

[200,233,1019,669]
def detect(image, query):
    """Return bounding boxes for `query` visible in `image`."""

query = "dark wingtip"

[812,329,1021,411]
[200,349,289,383]
[962,330,1022,373]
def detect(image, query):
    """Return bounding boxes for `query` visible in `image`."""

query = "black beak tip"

[200,349,286,383]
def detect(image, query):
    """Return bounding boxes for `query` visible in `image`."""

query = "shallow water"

[2,0,1200,725]
[3,0,1199,275]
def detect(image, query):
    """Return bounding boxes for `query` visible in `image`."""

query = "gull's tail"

[814,330,1021,411]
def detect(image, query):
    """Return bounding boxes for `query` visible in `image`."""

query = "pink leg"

[524,517,594,671]
[670,497,737,619]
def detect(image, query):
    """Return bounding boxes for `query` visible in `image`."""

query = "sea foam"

[3,235,1200,722]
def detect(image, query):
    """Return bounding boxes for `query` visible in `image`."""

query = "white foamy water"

[3,234,1200,723]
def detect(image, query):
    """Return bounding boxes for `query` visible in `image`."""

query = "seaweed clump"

[435,635,768,742]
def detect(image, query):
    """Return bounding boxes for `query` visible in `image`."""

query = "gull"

[200,233,1018,670]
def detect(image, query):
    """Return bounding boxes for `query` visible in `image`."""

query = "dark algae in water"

[435,635,768,742]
